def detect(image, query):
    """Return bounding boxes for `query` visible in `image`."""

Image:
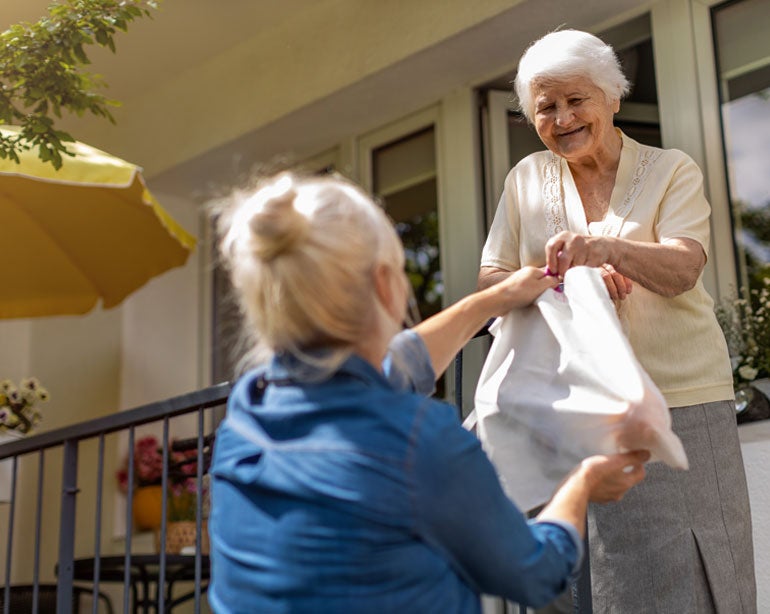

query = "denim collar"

[263,351,390,391]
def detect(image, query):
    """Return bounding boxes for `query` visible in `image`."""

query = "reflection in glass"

[713,0,770,290]
[721,86,770,288]
[372,127,443,323]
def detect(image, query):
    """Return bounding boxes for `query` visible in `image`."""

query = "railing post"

[3,456,18,610]
[573,529,592,613]
[56,438,79,613]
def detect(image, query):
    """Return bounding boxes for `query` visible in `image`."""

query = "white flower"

[20,377,40,391]
[739,365,759,381]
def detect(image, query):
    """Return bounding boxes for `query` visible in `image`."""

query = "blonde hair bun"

[244,174,308,263]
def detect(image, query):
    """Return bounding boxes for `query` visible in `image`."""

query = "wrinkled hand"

[545,231,613,277]
[488,266,560,315]
[578,449,650,503]
[600,263,633,301]
[545,231,632,300]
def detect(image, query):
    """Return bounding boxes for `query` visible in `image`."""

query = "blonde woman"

[208,172,648,613]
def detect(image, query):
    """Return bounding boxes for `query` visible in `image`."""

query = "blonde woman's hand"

[487,266,560,315]
[578,449,650,503]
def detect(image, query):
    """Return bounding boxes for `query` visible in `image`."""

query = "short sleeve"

[655,153,711,256]
[481,172,522,271]
[383,329,435,395]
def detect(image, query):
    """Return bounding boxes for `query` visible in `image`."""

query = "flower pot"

[132,484,164,531]
[0,430,24,503]
[163,520,209,555]
[737,378,770,424]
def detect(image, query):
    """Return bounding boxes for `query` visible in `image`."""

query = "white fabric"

[468,266,688,511]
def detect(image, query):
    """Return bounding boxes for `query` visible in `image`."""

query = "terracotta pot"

[163,520,210,555]
[131,484,164,531]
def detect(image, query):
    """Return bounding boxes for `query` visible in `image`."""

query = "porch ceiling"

[2,0,652,199]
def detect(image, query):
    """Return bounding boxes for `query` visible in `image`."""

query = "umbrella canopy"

[0,126,196,319]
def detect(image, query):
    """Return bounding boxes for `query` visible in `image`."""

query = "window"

[713,0,770,290]
[371,127,442,324]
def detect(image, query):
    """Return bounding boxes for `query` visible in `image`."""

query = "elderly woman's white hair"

[514,29,630,124]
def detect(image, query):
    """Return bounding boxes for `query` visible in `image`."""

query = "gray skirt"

[588,400,757,613]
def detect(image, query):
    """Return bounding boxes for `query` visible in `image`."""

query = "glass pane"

[372,127,442,323]
[713,0,770,289]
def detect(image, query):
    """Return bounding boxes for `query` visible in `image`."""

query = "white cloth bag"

[469,266,688,511]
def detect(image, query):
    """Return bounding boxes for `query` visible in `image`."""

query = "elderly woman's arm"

[545,233,706,298]
[477,266,515,290]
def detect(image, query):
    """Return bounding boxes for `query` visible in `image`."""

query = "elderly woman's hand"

[545,231,632,300]
[545,231,612,274]
[600,263,633,301]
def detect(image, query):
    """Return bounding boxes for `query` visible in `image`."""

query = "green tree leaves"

[0,0,159,168]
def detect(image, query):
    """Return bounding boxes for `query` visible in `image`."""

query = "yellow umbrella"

[0,126,196,319]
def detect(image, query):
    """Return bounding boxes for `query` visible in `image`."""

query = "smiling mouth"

[558,126,585,137]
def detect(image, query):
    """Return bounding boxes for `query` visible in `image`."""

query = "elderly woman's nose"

[554,104,574,125]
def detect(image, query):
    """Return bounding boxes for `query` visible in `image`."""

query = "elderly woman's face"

[532,76,619,161]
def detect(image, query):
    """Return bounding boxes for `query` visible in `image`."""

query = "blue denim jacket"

[209,331,581,613]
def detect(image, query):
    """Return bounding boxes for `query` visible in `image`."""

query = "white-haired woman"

[478,29,756,613]
[208,172,648,613]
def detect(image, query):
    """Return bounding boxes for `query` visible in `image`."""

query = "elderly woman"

[208,172,648,613]
[478,29,756,613]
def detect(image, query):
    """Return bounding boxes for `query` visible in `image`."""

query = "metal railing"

[0,382,230,613]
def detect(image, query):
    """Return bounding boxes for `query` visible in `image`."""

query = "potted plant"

[116,435,164,531]
[0,377,50,501]
[715,279,770,422]
[164,438,212,554]
[0,377,50,436]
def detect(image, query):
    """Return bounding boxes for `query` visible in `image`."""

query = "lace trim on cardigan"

[543,153,564,238]
[599,147,663,237]
[544,147,663,239]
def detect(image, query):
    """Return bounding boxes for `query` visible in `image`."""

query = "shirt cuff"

[536,520,585,579]
[383,329,436,396]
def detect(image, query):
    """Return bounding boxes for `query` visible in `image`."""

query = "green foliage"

[739,202,770,289]
[396,210,443,321]
[0,0,159,169]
